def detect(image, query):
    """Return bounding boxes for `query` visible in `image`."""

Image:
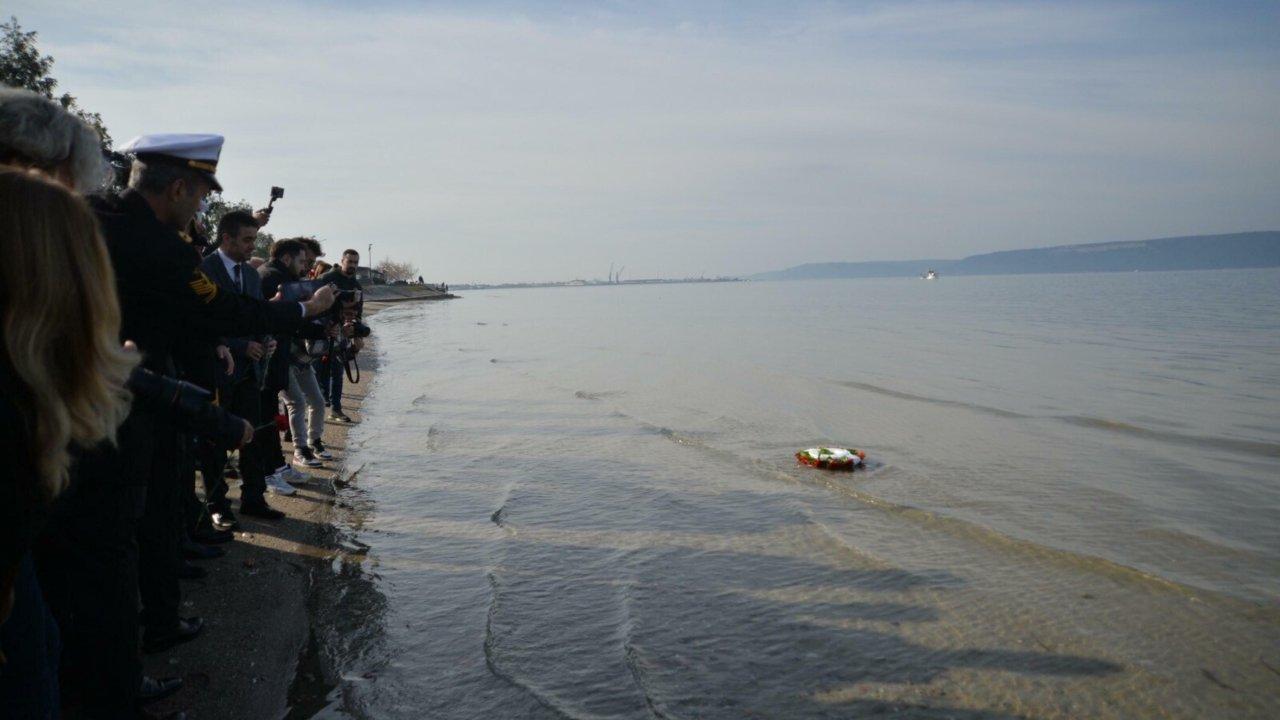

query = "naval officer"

[74,134,336,712]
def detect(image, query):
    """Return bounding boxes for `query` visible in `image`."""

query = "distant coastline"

[451,276,743,291]
[753,231,1280,280]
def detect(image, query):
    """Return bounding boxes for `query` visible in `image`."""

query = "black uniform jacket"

[79,191,306,511]
[91,190,304,373]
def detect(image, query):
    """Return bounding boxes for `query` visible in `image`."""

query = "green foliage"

[0,16,113,150]
[199,193,274,258]
[253,232,275,259]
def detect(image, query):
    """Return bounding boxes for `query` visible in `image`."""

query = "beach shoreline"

[143,322,385,720]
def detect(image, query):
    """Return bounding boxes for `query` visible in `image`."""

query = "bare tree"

[375,258,418,282]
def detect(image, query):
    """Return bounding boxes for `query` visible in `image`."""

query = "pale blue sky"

[11,1,1280,283]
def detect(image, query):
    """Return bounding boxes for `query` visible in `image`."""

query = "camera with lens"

[336,288,361,309]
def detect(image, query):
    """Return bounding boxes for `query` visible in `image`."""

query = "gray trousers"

[284,363,326,445]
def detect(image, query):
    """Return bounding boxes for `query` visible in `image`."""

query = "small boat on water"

[922,269,938,280]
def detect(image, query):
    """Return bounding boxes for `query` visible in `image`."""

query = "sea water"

[309,269,1280,719]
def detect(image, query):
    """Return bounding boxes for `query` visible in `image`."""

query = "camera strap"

[344,354,360,384]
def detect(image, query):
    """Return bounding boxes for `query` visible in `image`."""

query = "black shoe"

[182,539,225,560]
[210,509,239,532]
[240,501,285,520]
[293,446,323,467]
[311,438,334,460]
[328,411,352,423]
[138,675,183,705]
[192,526,234,544]
[177,561,207,580]
[142,616,204,654]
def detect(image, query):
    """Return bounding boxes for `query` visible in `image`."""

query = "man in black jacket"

[196,210,273,530]
[317,248,365,422]
[93,135,337,662]
[255,239,334,507]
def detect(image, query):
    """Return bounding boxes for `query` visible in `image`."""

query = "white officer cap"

[120,133,224,191]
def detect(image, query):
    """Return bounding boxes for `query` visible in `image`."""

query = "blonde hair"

[0,167,137,497]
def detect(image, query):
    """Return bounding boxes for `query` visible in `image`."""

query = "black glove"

[126,367,248,449]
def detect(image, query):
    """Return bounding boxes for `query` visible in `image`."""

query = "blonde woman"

[0,168,136,717]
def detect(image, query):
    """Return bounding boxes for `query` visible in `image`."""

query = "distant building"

[355,266,386,285]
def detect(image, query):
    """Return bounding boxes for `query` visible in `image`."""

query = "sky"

[11,1,1280,283]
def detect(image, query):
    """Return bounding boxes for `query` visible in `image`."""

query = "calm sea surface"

[309,270,1280,719]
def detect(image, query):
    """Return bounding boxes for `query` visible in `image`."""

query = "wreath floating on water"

[796,447,866,471]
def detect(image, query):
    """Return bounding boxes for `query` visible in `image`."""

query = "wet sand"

[142,339,380,719]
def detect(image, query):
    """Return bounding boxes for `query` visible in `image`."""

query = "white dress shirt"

[215,248,244,292]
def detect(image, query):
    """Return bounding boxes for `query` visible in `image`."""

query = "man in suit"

[198,210,278,526]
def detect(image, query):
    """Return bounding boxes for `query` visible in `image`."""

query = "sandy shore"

[143,339,380,720]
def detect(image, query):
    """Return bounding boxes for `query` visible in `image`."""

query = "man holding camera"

[257,239,339,499]
[317,249,367,422]
[282,238,335,468]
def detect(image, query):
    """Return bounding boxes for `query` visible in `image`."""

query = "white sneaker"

[282,465,309,484]
[265,472,298,496]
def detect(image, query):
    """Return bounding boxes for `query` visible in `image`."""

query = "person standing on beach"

[0,88,186,717]
[196,210,277,530]
[256,239,335,504]
[283,238,334,466]
[0,168,138,720]
[317,249,365,422]
[92,134,337,656]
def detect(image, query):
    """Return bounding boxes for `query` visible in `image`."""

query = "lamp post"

[367,243,373,283]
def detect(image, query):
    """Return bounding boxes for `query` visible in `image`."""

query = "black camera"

[261,186,285,216]
[278,283,364,322]
[278,279,325,303]
[347,319,371,339]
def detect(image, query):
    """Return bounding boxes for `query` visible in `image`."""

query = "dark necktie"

[233,263,243,293]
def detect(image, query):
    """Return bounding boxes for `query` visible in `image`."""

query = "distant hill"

[751,231,1280,280]
[751,259,955,281]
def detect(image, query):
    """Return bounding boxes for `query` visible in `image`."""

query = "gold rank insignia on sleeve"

[189,269,220,304]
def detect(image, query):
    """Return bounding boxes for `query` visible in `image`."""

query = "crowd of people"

[0,86,371,719]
